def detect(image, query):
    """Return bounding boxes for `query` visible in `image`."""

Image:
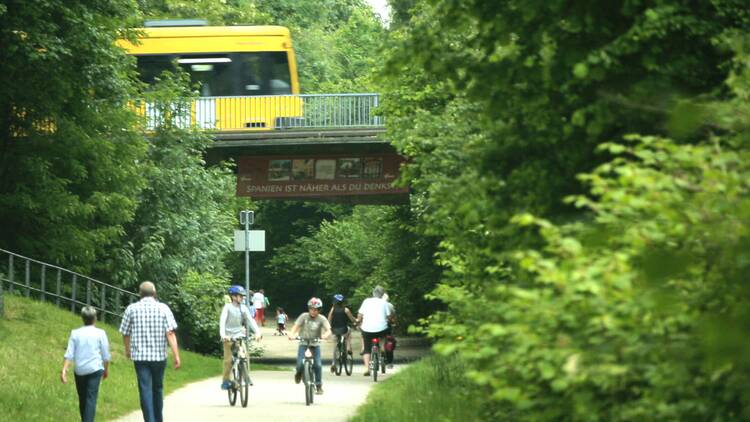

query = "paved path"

[111,324,428,421]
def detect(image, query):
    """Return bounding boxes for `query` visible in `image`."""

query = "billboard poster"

[237,153,409,200]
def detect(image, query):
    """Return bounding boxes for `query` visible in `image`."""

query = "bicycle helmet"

[307,297,323,309]
[333,294,344,302]
[228,285,247,296]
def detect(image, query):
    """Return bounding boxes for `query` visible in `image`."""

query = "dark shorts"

[332,326,350,337]
[362,328,390,354]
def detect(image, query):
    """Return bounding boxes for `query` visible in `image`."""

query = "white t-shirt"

[357,297,391,333]
[252,292,265,309]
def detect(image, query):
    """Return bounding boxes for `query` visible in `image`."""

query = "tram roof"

[133,25,292,38]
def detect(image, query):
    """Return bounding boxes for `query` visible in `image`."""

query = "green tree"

[115,71,242,300]
[379,0,750,418]
[0,0,148,272]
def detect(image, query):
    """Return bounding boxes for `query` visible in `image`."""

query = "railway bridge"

[150,93,407,204]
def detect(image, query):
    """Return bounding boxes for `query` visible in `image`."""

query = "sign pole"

[240,210,254,307]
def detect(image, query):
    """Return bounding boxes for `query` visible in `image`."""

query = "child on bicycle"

[275,307,288,336]
[327,293,357,372]
[219,285,261,390]
[288,297,331,394]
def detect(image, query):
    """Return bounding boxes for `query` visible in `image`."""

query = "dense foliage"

[380,0,750,419]
[269,206,440,322]
[0,0,147,272]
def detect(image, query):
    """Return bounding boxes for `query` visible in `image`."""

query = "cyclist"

[219,285,261,390]
[288,297,331,394]
[356,285,392,376]
[327,293,357,372]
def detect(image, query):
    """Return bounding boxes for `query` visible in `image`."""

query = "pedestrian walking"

[61,306,110,422]
[252,288,266,326]
[119,281,181,422]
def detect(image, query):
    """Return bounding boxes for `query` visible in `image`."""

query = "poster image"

[292,159,315,180]
[337,158,361,178]
[363,157,383,179]
[268,159,291,181]
[315,159,336,180]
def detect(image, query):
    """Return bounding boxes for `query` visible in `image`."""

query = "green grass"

[350,354,485,422]
[0,295,272,421]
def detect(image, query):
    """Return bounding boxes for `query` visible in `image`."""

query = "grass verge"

[0,294,274,421]
[350,353,484,421]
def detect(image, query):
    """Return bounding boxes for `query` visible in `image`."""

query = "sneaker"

[330,365,336,373]
[294,371,302,384]
[221,380,231,390]
[315,386,324,395]
[363,371,370,376]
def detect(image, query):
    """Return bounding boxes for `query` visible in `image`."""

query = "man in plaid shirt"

[120,281,181,422]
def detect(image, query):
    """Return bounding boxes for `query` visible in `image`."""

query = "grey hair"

[372,285,385,298]
[81,306,98,325]
[139,281,157,298]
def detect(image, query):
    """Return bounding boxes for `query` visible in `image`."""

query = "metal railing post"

[24,259,30,297]
[8,254,13,294]
[100,286,107,323]
[56,269,62,306]
[40,265,46,302]
[71,274,77,312]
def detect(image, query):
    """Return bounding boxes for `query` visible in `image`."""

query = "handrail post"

[25,259,30,297]
[56,269,62,306]
[40,265,46,302]
[101,286,107,323]
[71,275,77,312]
[8,254,13,294]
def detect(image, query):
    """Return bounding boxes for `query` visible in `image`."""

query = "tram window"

[136,55,176,84]
[240,54,264,94]
[269,52,292,95]
[178,55,233,97]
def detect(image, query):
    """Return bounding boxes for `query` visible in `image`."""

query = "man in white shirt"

[356,285,392,376]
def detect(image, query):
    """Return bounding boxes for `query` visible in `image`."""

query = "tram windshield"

[136,52,292,97]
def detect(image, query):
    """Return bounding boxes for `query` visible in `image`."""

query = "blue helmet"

[228,285,247,296]
[333,294,344,302]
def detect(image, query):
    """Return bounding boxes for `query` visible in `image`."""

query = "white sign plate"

[234,230,266,252]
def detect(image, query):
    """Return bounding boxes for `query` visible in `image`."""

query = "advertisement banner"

[237,154,409,200]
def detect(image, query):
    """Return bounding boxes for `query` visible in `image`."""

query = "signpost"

[238,210,254,307]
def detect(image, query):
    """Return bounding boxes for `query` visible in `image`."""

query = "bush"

[170,270,227,355]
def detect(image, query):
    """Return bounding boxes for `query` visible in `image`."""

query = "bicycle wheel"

[228,363,238,406]
[334,344,343,376]
[303,360,313,406]
[345,349,354,376]
[239,360,249,407]
[371,345,379,382]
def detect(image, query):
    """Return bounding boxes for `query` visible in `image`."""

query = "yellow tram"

[118,21,302,131]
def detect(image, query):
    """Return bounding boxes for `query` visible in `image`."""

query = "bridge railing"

[139,93,384,131]
[0,248,138,322]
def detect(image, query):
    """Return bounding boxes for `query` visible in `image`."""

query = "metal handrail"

[0,248,139,322]
[139,93,384,131]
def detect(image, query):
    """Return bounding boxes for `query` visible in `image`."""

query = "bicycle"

[369,336,386,382]
[297,337,320,406]
[333,330,354,376]
[227,335,252,407]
